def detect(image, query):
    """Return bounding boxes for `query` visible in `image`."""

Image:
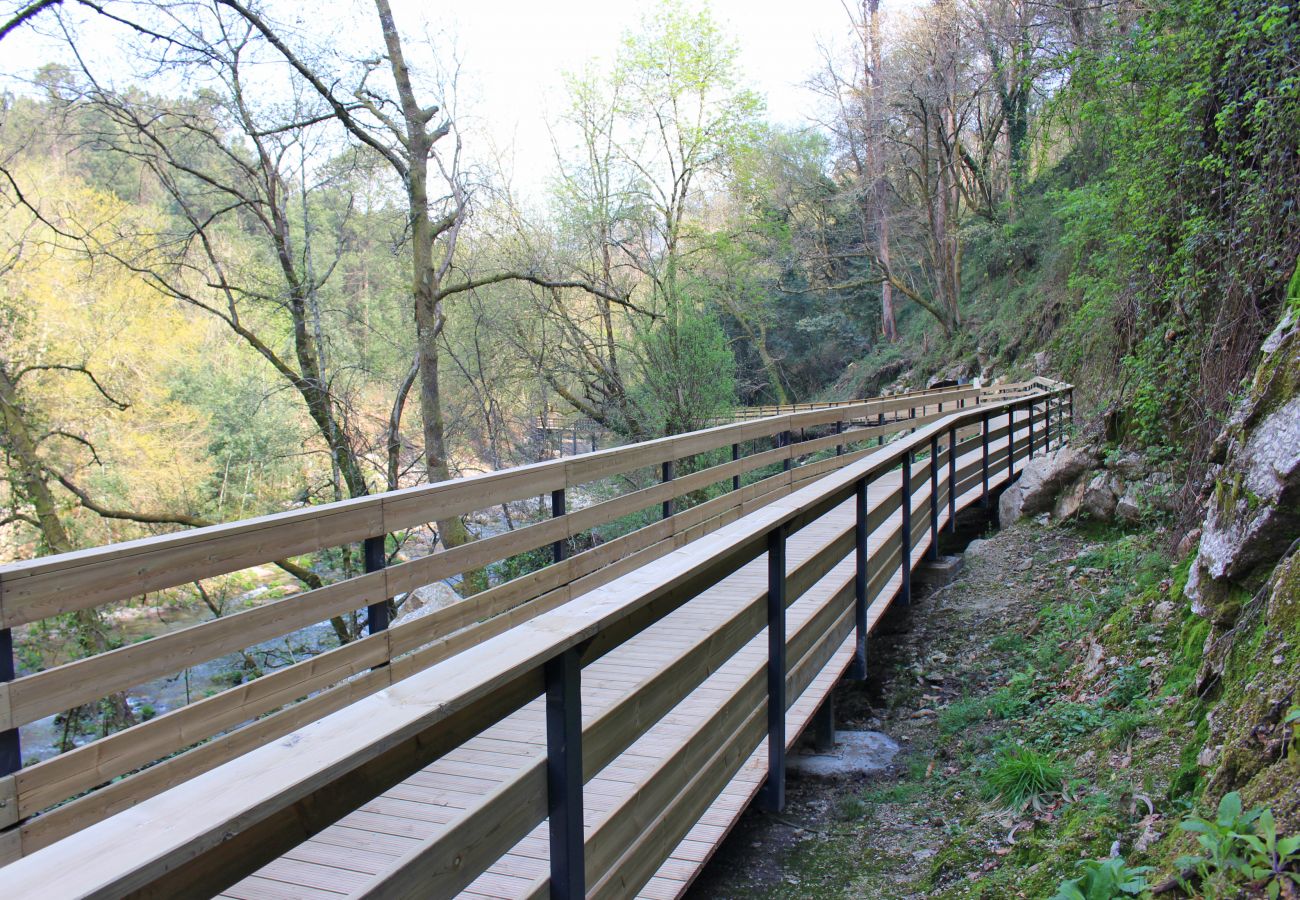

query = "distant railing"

[0,382,1024,861]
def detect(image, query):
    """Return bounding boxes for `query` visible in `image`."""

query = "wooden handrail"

[0,381,1072,895]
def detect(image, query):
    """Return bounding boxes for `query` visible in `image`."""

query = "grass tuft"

[986,746,1066,809]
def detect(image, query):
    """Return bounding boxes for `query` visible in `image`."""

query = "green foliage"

[630,307,738,435]
[1051,856,1152,900]
[1056,0,1300,460]
[1175,794,1300,897]
[1177,791,1265,886]
[985,746,1067,810]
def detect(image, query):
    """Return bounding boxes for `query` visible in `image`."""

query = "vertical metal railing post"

[981,412,991,508]
[850,477,869,681]
[545,647,584,899]
[363,536,390,636]
[835,420,844,456]
[551,488,567,563]
[947,426,958,534]
[783,430,792,472]
[1,626,19,777]
[900,452,912,607]
[759,524,788,812]
[1028,400,1036,457]
[877,412,885,446]
[661,460,675,520]
[1007,405,1016,479]
[731,442,741,492]
[927,436,939,561]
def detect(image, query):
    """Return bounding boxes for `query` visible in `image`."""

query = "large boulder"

[998,446,1098,525]
[1080,471,1120,520]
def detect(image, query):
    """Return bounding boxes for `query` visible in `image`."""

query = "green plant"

[985,746,1066,811]
[1238,809,1300,899]
[1104,711,1144,748]
[835,795,868,821]
[1051,856,1152,900]
[939,696,990,735]
[1106,666,1150,708]
[1177,791,1264,887]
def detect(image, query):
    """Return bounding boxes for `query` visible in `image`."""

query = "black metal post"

[812,695,835,754]
[927,436,940,560]
[363,536,390,635]
[1007,406,1016,479]
[759,524,787,813]
[1028,400,1036,457]
[661,460,675,520]
[900,452,912,607]
[948,426,958,534]
[545,647,584,900]
[981,412,991,508]
[850,477,868,681]
[731,442,741,492]
[835,420,844,456]
[783,430,792,472]
[552,488,567,563]
[1,627,19,777]
[878,412,885,446]
[571,426,578,456]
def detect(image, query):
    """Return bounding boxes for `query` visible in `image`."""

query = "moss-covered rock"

[1186,303,1300,622]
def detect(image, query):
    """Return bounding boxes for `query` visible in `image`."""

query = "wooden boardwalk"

[220,451,1006,899]
[0,380,1068,899]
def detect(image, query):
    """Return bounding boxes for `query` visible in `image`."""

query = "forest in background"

[1,0,1297,740]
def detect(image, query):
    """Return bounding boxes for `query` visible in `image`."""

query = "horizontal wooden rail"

[0,380,1072,895]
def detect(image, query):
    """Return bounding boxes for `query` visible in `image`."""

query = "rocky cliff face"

[1182,302,1300,812]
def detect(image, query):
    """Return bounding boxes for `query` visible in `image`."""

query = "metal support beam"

[363,536,390,636]
[731,443,740,492]
[1,627,19,777]
[878,412,884,446]
[545,648,584,900]
[850,477,868,681]
[661,460,674,519]
[928,436,940,561]
[900,453,912,607]
[1007,406,1016,479]
[835,420,844,456]
[552,488,567,562]
[1028,401,1036,457]
[759,525,787,812]
[782,431,792,472]
[981,412,991,508]
[948,426,958,534]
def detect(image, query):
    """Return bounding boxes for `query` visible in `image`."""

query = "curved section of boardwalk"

[0,381,1070,899]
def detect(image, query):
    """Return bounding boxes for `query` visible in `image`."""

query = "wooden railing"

[0,378,1073,897]
[0,382,1020,863]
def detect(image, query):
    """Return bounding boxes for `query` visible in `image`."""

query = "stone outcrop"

[997,446,1097,525]
[997,444,1177,527]
[1186,306,1300,624]
[1181,296,1300,822]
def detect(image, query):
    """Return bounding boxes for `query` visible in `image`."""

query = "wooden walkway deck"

[220,443,1010,900]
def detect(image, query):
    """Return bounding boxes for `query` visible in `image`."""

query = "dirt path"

[687,517,1168,899]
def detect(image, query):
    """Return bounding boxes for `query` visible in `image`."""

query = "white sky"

[394,0,869,192]
[2,0,923,195]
